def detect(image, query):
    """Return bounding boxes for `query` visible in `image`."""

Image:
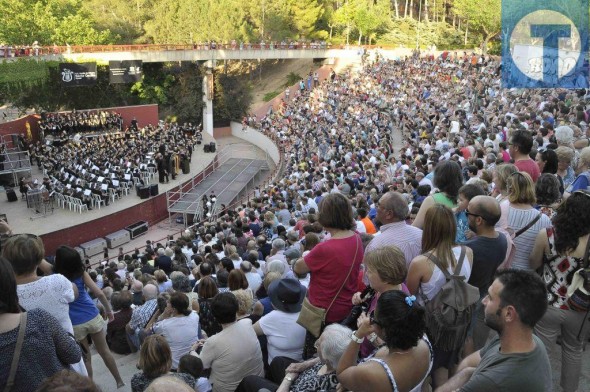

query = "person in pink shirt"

[509,130,540,182]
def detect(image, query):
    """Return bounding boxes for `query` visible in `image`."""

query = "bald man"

[463,195,508,355]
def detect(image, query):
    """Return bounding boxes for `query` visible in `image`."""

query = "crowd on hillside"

[3,51,590,392]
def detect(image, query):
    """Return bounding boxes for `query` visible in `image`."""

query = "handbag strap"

[514,211,542,239]
[325,234,360,314]
[4,312,27,392]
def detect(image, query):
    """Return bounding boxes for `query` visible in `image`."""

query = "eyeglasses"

[465,209,490,222]
[369,310,381,326]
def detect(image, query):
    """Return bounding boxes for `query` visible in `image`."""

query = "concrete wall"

[59,49,362,63]
[230,122,280,165]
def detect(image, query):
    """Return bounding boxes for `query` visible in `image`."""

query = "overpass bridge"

[2,44,414,64]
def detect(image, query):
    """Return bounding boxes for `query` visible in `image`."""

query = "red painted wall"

[0,104,159,145]
[0,114,41,143]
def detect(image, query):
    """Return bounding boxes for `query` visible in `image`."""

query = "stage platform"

[166,142,270,224]
[0,131,217,236]
[167,157,267,216]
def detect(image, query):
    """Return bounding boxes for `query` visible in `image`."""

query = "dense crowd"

[39,110,124,138]
[2,52,590,392]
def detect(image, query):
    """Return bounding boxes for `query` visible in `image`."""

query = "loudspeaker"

[204,144,210,153]
[137,186,150,199]
[6,189,17,202]
[209,142,216,153]
[149,184,159,196]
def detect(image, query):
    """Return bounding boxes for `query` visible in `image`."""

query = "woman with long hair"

[337,291,432,392]
[54,246,125,388]
[0,257,81,392]
[530,190,590,392]
[412,160,463,229]
[197,276,222,337]
[407,204,473,388]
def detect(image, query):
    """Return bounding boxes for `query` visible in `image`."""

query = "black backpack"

[420,246,480,351]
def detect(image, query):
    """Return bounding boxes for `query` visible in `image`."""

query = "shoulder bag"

[297,234,360,338]
[4,312,27,392]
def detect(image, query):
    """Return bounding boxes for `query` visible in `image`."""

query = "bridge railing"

[0,43,412,59]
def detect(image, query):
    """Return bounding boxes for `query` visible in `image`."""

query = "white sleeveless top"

[419,246,472,304]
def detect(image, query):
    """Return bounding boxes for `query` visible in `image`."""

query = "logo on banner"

[502,0,589,88]
[61,68,74,83]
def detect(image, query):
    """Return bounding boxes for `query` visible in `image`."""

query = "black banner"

[109,60,143,84]
[59,62,97,87]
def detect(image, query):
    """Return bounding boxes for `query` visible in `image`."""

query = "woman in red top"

[294,193,363,358]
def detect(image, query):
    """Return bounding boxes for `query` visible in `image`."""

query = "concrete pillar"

[202,69,214,137]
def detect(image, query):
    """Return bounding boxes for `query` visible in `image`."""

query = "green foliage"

[0,59,51,86]
[263,91,281,102]
[213,73,253,127]
[453,0,501,51]
[0,0,115,45]
[380,18,465,49]
[289,0,325,38]
[285,72,302,87]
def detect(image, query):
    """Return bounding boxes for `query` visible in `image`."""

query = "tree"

[213,74,253,126]
[453,0,500,54]
[289,0,325,39]
[0,0,114,45]
[353,0,390,45]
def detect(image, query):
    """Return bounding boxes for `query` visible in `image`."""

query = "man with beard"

[436,269,552,392]
[363,191,422,266]
[463,195,508,355]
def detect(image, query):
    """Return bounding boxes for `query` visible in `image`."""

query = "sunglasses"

[465,209,491,222]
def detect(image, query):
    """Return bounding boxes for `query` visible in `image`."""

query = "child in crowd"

[455,183,487,243]
[178,355,212,392]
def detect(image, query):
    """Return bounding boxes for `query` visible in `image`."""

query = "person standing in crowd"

[530,190,590,392]
[436,270,551,391]
[462,195,508,355]
[565,146,590,197]
[54,246,125,388]
[509,129,540,182]
[0,257,82,392]
[364,191,422,265]
[407,204,473,388]
[294,193,364,358]
[412,160,463,229]
[502,172,552,270]
[2,234,87,375]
